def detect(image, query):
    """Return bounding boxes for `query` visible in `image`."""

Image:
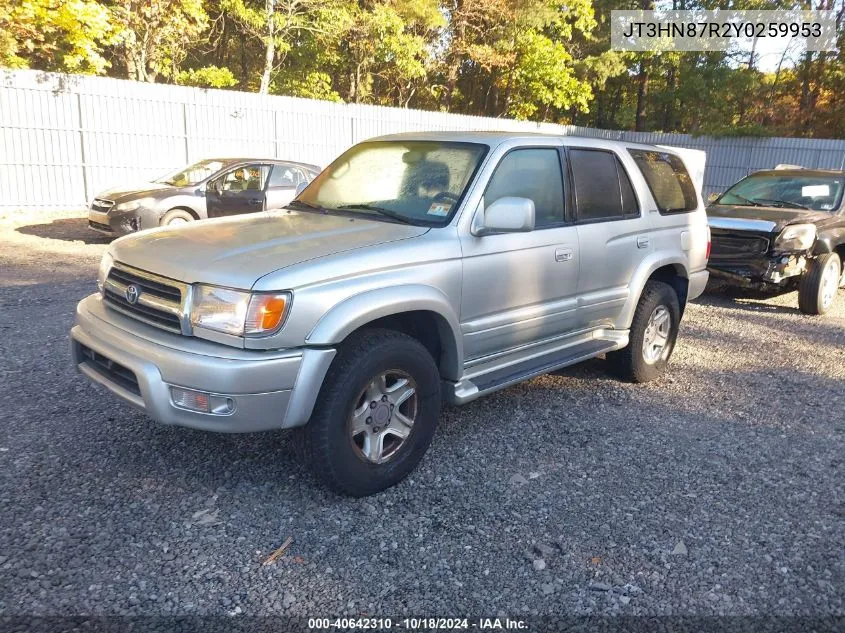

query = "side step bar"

[446,339,619,405]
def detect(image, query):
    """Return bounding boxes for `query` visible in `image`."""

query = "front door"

[206,164,271,218]
[459,146,580,361]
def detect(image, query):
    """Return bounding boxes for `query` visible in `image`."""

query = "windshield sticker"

[427,202,452,216]
[802,184,830,197]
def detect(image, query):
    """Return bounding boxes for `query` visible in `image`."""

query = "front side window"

[297,141,487,226]
[483,148,565,228]
[629,149,697,214]
[717,173,844,212]
[218,164,270,192]
[159,160,226,186]
[570,149,637,222]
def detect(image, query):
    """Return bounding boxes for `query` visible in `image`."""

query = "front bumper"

[70,294,335,432]
[88,207,160,237]
[708,253,808,289]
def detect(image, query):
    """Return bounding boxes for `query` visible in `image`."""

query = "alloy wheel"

[348,370,418,464]
[642,305,671,364]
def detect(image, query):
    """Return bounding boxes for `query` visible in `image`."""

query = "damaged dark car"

[707,167,845,315]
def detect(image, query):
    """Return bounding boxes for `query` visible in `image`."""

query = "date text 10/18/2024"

[307,618,528,630]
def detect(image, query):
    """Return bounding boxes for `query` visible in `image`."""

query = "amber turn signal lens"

[245,293,290,335]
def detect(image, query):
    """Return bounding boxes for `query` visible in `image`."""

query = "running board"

[445,339,619,405]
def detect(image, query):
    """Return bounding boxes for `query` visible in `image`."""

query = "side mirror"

[707,192,720,204]
[295,181,309,196]
[472,197,535,236]
[208,179,222,195]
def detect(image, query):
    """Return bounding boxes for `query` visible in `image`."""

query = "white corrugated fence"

[2,69,845,210]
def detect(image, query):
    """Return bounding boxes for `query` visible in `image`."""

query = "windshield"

[158,160,226,186]
[718,173,844,212]
[296,141,488,225]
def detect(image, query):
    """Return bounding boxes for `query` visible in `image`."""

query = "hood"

[97,182,174,201]
[707,204,831,233]
[110,211,429,288]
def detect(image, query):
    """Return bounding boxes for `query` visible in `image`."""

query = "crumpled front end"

[707,223,809,291]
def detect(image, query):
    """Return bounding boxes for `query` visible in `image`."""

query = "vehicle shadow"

[16,217,111,244]
[695,285,802,315]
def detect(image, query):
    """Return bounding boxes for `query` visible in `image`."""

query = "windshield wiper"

[286,199,327,213]
[754,198,811,210]
[336,204,417,225]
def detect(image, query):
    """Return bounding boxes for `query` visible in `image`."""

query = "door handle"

[248,198,262,206]
[636,236,650,249]
[555,248,574,262]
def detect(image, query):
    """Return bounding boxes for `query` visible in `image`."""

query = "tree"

[222,0,326,93]
[111,0,210,82]
[0,0,116,73]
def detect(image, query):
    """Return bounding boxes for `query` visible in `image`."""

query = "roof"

[205,157,322,171]
[367,130,676,153]
[752,168,845,177]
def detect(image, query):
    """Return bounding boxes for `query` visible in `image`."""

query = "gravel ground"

[1,211,844,624]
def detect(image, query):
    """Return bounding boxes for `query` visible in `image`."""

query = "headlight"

[115,197,154,212]
[775,223,816,251]
[190,285,291,337]
[97,252,114,293]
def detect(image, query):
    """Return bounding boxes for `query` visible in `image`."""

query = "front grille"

[710,233,770,259]
[79,344,141,396]
[102,265,185,333]
[91,198,114,213]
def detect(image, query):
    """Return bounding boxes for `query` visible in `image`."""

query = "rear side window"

[484,148,565,228]
[628,149,697,214]
[269,164,307,188]
[569,149,638,222]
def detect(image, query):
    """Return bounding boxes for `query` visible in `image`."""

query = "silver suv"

[71,132,710,496]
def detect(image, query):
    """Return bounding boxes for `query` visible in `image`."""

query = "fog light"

[170,387,235,415]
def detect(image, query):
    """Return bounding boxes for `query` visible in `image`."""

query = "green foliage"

[176,65,237,88]
[112,0,210,82]
[273,72,342,101]
[1,0,843,138]
[0,0,116,73]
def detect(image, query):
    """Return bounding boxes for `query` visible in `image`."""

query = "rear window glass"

[628,149,697,214]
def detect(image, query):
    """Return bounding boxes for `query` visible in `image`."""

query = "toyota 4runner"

[71,132,710,496]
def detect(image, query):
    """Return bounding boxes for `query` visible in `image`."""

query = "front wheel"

[307,329,441,497]
[160,209,194,227]
[607,280,681,383]
[798,252,841,315]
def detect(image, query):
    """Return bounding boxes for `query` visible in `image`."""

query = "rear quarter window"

[628,149,697,214]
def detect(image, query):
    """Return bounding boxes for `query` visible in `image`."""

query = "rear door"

[567,146,649,328]
[206,163,271,217]
[265,163,310,210]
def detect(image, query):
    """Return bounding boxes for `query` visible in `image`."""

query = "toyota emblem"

[125,284,141,305]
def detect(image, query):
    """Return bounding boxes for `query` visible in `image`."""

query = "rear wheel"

[307,329,441,497]
[798,252,841,315]
[607,280,681,383]
[160,209,194,227]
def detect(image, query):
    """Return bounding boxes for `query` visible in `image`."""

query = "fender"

[616,251,689,329]
[306,284,464,380]
[814,226,845,255]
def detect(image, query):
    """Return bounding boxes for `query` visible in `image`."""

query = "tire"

[160,209,194,227]
[798,252,841,315]
[607,280,681,383]
[306,328,441,497]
